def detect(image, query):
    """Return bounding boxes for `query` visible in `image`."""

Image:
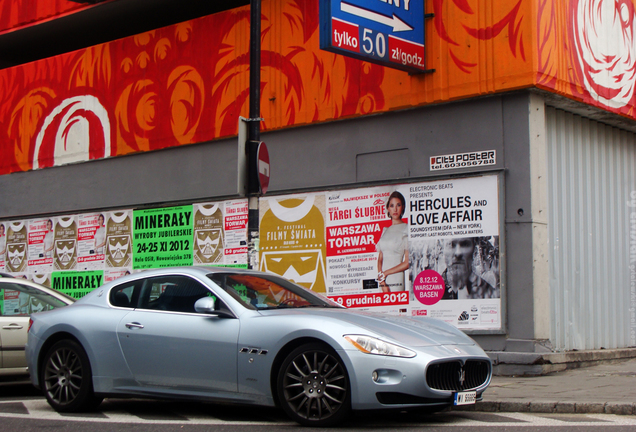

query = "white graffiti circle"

[33,95,111,168]
[573,0,636,109]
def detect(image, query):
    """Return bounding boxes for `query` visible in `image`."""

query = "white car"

[0,275,74,376]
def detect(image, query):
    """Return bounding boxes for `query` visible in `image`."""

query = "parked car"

[0,275,75,376]
[26,267,491,426]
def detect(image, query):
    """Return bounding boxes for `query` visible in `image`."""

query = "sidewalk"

[457,357,636,415]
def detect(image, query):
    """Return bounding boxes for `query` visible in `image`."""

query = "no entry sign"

[257,142,270,194]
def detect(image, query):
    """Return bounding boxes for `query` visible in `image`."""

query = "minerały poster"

[408,175,501,330]
[259,194,327,293]
[52,270,104,299]
[133,205,194,269]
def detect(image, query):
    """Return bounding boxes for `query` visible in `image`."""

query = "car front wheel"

[277,342,351,426]
[41,339,102,412]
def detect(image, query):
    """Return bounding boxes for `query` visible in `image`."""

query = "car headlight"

[344,335,416,358]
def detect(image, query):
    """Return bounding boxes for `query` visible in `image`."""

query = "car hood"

[262,308,476,348]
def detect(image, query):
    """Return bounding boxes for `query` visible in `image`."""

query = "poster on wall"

[259,194,327,293]
[407,175,501,330]
[0,221,5,271]
[192,199,249,267]
[52,216,78,271]
[105,211,133,269]
[325,187,410,314]
[5,221,28,274]
[193,203,224,265]
[133,205,194,269]
[27,218,54,274]
[52,270,104,299]
[77,213,106,271]
[222,199,249,266]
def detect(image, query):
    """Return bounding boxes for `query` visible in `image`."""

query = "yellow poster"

[259,194,327,293]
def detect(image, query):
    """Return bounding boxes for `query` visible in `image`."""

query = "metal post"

[247,0,261,270]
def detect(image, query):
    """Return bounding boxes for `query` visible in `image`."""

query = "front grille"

[426,360,490,391]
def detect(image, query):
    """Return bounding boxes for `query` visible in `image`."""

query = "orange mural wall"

[537,0,636,117]
[1,0,633,176]
[0,0,92,34]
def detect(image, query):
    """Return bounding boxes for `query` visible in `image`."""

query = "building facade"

[1,0,636,356]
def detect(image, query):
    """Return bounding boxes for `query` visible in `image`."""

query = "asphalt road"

[1,381,636,431]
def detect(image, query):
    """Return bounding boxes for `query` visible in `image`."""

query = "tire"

[41,339,103,412]
[277,342,351,426]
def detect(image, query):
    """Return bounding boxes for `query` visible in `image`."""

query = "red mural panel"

[0,0,539,176]
[0,0,92,34]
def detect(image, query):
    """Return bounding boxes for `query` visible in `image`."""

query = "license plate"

[453,391,476,405]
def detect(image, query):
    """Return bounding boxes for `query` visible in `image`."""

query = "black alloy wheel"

[278,342,350,426]
[41,339,102,412]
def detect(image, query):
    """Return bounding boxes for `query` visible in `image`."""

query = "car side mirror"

[194,297,235,318]
[194,297,216,313]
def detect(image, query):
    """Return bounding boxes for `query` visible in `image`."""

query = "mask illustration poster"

[193,203,224,265]
[53,216,78,271]
[6,221,27,274]
[259,194,327,293]
[107,211,133,269]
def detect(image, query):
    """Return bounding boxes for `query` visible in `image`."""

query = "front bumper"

[341,343,491,410]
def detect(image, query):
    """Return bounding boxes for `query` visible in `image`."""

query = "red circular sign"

[257,142,270,194]
[413,269,445,306]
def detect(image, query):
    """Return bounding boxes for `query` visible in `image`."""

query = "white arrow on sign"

[341,2,413,32]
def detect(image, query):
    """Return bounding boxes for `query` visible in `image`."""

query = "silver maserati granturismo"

[26,267,491,426]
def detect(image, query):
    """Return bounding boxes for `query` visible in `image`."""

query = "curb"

[453,401,636,415]
[488,348,636,376]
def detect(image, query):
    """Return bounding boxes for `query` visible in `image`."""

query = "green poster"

[52,270,104,299]
[133,205,194,269]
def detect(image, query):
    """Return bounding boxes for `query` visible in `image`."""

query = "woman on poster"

[44,219,54,258]
[94,214,106,254]
[376,191,409,292]
[0,223,6,262]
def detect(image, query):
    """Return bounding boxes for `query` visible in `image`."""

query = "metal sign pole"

[247,0,261,270]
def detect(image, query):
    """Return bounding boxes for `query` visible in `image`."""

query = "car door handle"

[125,322,144,329]
[2,324,24,330]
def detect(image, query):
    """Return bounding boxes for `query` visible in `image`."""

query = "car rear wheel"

[41,340,102,412]
[277,342,350,426]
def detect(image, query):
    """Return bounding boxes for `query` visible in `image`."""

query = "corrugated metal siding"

[546,107,636,351]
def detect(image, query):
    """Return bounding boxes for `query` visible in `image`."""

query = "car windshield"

[207,273,340,310]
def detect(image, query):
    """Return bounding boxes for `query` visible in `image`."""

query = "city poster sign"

[319,0,427,73]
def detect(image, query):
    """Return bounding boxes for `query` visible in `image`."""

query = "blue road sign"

[319,0,428,73]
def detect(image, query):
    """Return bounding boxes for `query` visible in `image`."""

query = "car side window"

[109,281,142,308]
[139,275,225,314]
[0,283,67,316]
